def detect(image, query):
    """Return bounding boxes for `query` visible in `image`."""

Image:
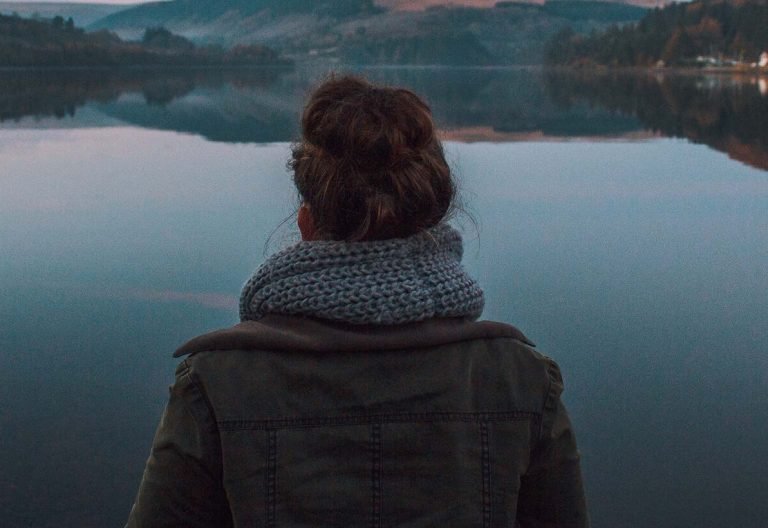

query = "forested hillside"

[0,14,289,67]
[92,0,381,30]
[0,2,130,27]
[91,0,647,65]
[546,0,768,66]
[375,0,672,10]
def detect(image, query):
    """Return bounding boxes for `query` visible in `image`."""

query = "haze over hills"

[0,14,290,68]
[0,0,670,32]
[0,2,134,26]
[90,0,647,64]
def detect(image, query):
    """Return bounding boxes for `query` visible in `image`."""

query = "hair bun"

[292,75,455,241]
[303,78,434,171]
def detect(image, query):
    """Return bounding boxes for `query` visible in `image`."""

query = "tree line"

[545,0,768,67]
[0,14,291,67]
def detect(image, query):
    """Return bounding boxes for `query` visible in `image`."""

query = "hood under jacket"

[126,315,589,528]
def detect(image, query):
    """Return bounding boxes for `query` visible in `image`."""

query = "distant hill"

[0,2,134,27]
[0,14,291,67]
[376,0,505,9]
[546,0,768,67]
[91,0,381,33]
[375,0,672,9]
[90,0,647,64]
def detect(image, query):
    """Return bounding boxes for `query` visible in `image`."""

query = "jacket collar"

[174,314,534,357]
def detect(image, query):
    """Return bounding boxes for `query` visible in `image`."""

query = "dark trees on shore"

[546,0,768,67]
[0,14,290,67]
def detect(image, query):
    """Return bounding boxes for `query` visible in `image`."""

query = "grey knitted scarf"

[239,223,484,325]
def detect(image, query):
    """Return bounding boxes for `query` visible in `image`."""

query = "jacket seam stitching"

[182,367,218,431]
[480,421,492,528]
[218,411,539,431]
[175,332,536,358]
[265,429,277,528]
[540,358,558,442]
[178,363,228,486]
[370,423,382,528]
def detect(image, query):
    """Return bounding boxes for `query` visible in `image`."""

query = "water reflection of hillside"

[0,68,643,143]
[1,68,766,170]
[0,68,298,141]
[545,71,768,171]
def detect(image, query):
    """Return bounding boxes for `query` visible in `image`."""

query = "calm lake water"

[1,66,767,528]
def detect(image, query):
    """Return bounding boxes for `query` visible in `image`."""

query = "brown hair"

[290,75,455,241]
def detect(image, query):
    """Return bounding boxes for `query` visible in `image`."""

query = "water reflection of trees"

[362,68,644,138]
[2,68,766,170]
[0,68,290,121]
[0,68,641,142]
[545,71,768,171]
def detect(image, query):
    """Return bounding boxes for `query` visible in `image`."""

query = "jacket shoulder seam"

[177,360,220,438]
[217,410,540,431]
[539,357,563,442]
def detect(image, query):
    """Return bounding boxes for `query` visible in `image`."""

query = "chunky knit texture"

[239,224,484,325]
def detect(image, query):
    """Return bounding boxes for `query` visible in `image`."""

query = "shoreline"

[0,63,294,72]
[543,64,768,77]
[0,62,765,77]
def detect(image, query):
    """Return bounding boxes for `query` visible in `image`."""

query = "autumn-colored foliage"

[546,0,768,67]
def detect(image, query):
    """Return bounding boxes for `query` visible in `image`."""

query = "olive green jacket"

[126,315,589,527]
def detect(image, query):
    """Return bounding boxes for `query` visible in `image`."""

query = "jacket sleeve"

[125,360,233,528]
[517,358,590,528]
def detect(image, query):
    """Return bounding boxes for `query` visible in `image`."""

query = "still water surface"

[1,67,767,527]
